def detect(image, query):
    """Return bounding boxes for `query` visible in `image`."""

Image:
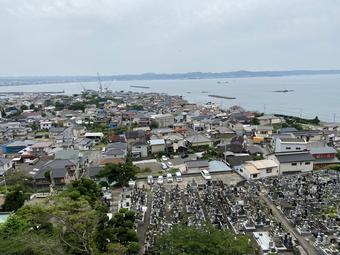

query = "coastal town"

[0,86,339,255]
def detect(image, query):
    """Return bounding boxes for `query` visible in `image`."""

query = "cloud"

[0,0,340,75]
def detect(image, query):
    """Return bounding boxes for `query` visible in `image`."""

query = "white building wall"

[275,139,307,153]
[278,161,313,174]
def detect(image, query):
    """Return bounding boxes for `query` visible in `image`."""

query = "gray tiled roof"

[275,151,315,163]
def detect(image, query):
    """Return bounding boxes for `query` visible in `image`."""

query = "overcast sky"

[1,0,340,76]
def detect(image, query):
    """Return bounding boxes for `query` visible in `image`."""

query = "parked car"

[175,171,182,182]
[166,162,173,168]
[200,169,212,181]
[147,175,154,185]
[161,162,168,170]
[157,175,164,184]
[161,155,168,161]
[181,154,189,158]
[166,173,173,183]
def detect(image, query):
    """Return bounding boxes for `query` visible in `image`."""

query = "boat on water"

[130,85,150,89]
[208,95,236,99]
[273,89,294,93]
[217,81,229,84]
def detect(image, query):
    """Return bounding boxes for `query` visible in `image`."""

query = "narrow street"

[138,191,152,255]
[259,192,319,255]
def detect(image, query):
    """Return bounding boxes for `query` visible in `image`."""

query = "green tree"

[251,116,260,125]
[155,225,256,255]
[54,101,65,111]
[2,186,28,212]
[69,102,86,112]
[98,161,138,187]
[150,120,159,129]
[64,178,101,207]
[20,105,28,111]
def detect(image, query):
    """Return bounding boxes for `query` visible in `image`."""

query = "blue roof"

[209,160,232,172]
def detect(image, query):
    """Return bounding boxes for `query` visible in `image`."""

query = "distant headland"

[1,69,340,86]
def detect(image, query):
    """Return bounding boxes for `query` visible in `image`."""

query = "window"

[286,147,291,150]
[305,162,310,165]
[252,174,258,178]
[266,168,272,174]
[291,163,297,166]
[296,147,301,150]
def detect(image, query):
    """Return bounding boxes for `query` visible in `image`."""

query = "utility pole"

[299,108,303,118]
[333,113,336,123]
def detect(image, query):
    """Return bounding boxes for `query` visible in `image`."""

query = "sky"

[1,0,340,76]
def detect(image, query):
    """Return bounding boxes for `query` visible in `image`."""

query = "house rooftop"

[186,160,209,169]
[275,151,315,163]
[280,137,306,143]
[246,159,278,169]
[309,146,337,154]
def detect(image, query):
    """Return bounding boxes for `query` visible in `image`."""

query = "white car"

[166,173,173,183]
[161,155,168,161]
[200,169,212,181]
[147,175,154,185]
[157,175,164,185]
[175,171,182,182]
[166,162,173,168]
[161,162,168,170]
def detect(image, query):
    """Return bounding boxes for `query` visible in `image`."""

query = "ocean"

[0,74,339,122]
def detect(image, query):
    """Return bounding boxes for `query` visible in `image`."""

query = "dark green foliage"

[69,102,86,112]
[155,225,256,255]
[20,105,28,111]
[251,155,264,161]
[64,178,101,207]
[251,116,260,125]
[0,178,139,255]
[128,104,144,111]
[54,101,65,111]
[202,147,223,160]
[275,114,320,126]
[2,186,28,212]
[98,161,138,187]
[149,120,159,129]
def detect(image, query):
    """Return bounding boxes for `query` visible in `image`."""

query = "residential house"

[163,133,185,153]
[309,147,340,168]
[31,142,54,156]
[131,142,148,158]
[209,126,235,140]
[185,160,209,174]
[208,160,232,173]
[34,159,79,187]
[238,159,279,180]
[185,133,213,148]
[269,151,315,174]
[150,113,174,128]
[125,130,147,150]
[2,140,36,154]
[40,120,53,130]
[255,126,273,138]
[149,139,166,154]
[84,132,104,143]
[224,152,251,171]
[258,115,283,126]
[274,137,307,153]
[104,142,128,158]
[73,138,94,150]
[227,136,246,153]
